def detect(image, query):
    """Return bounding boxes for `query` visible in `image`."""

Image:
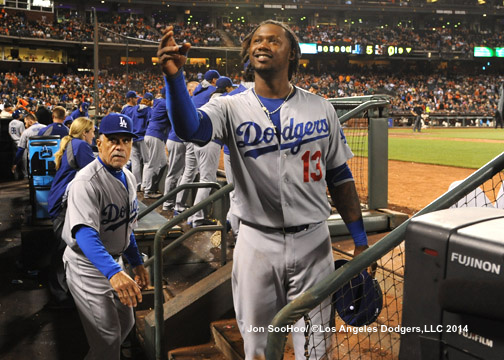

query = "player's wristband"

[347,219,368,247]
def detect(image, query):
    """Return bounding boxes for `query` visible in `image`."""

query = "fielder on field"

[158,20,369,359]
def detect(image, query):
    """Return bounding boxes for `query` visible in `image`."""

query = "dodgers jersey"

[62,158,139,256]
[8,119,24,146]
[201,87,353,228]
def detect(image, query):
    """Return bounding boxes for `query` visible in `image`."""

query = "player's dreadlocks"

[241,19,301,81]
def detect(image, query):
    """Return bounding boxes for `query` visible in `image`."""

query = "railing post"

[368,117,388,210]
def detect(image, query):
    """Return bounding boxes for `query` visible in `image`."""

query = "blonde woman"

[45,117,95,310]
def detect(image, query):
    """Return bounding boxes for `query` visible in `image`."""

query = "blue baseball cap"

[216,76,237,90]
[12,109,26,119]
[332,259,383,327]
[99,113,137,138]
[64,115,73,125]
[81,102,90,111]
[143,92,154,101]
[126,90,138,99]
[204,70,220,81]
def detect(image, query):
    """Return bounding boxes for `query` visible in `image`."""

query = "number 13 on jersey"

[302,150,322,182]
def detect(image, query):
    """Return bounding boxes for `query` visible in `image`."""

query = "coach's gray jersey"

[201,87,353,228]
[62,158,139,255]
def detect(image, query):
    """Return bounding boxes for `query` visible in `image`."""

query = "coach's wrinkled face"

[97,133,133,170]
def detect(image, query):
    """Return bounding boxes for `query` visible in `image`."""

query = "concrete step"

[168,343,227,360]
[142,262,234,359]
[212,319,243,360]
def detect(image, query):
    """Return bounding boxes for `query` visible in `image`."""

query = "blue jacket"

[70,108,88,120]
[48,138,95,219]
[145,98,171,142]
[38,123,69,137]
[192,81,216,109]
[132,105,151,142]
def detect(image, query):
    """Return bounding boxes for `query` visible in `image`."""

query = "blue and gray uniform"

[123,104,150,187]
[164,71,363,359]
[62,157,142,360]
[142,97,170,194]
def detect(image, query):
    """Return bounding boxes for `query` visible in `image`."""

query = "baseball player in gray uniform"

[9,110,26,179]
[11,113,45,175]
[158,20,370,359]
[61,113,149,360]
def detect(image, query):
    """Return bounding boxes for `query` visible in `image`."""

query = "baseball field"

[386,127,504,214]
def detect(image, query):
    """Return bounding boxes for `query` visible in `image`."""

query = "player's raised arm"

[157,26,212,144]
[157,26,191,77]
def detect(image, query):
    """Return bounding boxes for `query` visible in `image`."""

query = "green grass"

[389,128,504,141]
[388,138,503,168]
[346,128,504,168]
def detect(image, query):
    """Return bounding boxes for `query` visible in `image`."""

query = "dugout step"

[168,343,228,360]
[142,261,235,359]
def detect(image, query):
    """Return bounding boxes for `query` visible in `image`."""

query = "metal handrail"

[265,152,504,360]
[151,183,234,360]
[338,99,390,124]
[138,182,222,220]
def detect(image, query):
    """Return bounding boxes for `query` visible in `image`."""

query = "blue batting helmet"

[332,259,383,327]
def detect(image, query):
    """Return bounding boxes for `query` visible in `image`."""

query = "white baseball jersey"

[8,119,25,146]
[201,87,353,228]
[62,158,139,256]
[18,122,45,149]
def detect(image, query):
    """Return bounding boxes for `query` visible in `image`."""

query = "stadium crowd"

[1,8,502,55]
[0,9,223,46]
[0,67,501,120]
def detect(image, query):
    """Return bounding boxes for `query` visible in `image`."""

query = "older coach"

[61,113,150,360]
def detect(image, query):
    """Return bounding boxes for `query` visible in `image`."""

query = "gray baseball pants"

[63,248,134,360]
[188,141,221,225]
[163,140,186,208]
[232,221,334,359]
[223,153,239,239]
[174,142,198,212]
[143,135,168,193]
[131,140,148,187]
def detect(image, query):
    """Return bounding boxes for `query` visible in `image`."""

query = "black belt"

[241,220,313,234]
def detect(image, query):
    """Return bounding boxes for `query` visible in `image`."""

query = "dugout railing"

[265,151,504,360]
[137,182,234,360]
[330,94,391,214]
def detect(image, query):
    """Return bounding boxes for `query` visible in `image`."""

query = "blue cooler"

[28,135,60,186]
[34,188,51,219]
[28,136,61,219]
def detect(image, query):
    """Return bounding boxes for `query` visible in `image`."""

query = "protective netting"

[450,171,504,209]
[300,171,504,359]
[301,246,404,360]
[344,118,369,207]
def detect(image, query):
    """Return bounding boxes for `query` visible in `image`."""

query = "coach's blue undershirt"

[74,158,143,280]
